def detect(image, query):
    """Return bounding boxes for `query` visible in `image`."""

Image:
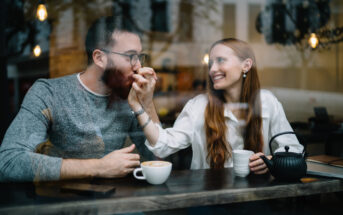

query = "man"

[0,16,158,182]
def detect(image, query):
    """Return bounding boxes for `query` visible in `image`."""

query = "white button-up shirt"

[146,89,304,169]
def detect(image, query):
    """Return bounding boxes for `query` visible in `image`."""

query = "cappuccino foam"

[142,161,170,167]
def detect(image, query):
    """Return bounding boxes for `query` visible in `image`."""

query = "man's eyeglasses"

[101,49,148,66]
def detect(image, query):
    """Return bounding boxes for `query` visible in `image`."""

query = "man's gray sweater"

[0,73,153,182]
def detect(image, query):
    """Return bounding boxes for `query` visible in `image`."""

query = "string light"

[202,53,209,65]
[308,33,319,49]
[33,45,42,57]
[36,3,48,21]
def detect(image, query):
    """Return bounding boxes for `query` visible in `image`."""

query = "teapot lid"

[274,146,303,157]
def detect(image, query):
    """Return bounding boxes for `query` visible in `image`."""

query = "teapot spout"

[260,155,273,172]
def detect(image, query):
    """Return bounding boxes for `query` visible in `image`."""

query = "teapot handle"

[268,131,304,156]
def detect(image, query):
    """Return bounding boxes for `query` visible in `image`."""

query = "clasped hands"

[128,67,158,111]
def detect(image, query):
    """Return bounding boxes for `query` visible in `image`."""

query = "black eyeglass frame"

[100,49,148,66]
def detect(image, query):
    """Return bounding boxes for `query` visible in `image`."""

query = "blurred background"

[1,0,343,166]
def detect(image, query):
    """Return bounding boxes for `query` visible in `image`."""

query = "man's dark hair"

[85,16,141,65]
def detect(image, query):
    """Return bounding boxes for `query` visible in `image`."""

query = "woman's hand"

[249,152,272,175]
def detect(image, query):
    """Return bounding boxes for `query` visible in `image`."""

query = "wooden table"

[0,168,342,214]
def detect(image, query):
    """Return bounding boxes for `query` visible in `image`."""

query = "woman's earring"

[243,71,247,78]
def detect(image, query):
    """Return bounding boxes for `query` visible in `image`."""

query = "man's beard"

[101,59,134,107]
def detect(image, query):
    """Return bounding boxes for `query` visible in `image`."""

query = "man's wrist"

[83,159,102,178]
[132,106,144,116]
[91,159,102,178]
[60,158,101,179]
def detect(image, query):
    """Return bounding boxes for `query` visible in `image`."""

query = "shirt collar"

[224,107,238,122]
[223,102,249,123]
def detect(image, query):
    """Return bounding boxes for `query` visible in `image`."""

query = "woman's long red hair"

[205,38,263,169]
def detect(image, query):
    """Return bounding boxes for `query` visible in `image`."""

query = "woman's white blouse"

[145,89,304,169]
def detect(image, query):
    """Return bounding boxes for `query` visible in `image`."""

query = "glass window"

[1,0,343,179]
[151,0,169,32]
[177,1,193,42]
[223,3,236,38]
[248,3,262,42]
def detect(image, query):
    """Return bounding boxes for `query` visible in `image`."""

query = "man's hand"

[128,87,141,111]
[249,152,272,175]
[97,144,140,178]
[60,144,140,180]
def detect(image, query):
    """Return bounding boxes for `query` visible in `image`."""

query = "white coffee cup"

[233,149,254,177]
[133,161,172,185]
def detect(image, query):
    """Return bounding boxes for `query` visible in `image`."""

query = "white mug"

[133,161,172,185]
[233,149,254,177]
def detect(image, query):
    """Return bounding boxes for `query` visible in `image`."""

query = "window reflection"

[2,0,343,158]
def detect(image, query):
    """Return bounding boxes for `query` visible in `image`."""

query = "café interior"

[1,0,343,214]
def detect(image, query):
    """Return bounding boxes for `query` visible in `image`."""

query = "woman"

[129,38,303,174]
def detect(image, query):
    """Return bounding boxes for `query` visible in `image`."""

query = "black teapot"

[260,131,307,181]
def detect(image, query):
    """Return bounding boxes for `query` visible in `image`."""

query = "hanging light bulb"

[308,33,319,49]
[202,53,209,65]
[36,3,48,21]
[33,45,42,57]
